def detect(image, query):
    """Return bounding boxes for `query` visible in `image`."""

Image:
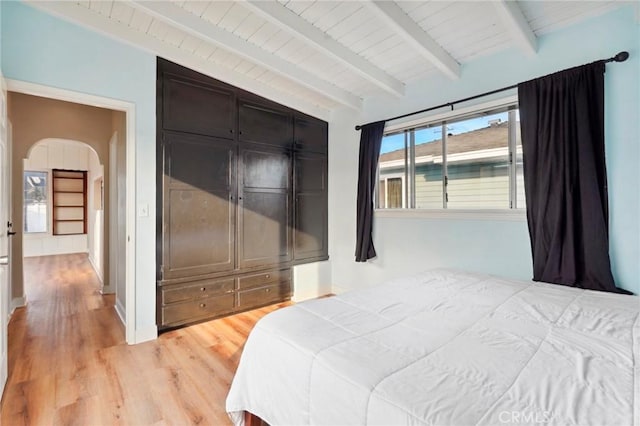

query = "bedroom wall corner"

[327,5,639,295]
[326,106,363,295]
[292,261,332,302]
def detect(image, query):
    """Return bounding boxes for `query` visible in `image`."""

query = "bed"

[226,269,639,425]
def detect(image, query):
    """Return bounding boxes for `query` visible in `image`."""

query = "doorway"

[5,80,136,343]
[23,140,105,280]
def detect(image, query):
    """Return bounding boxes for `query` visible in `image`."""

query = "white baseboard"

[0,353,7,393]
[88,255,103,284]
[115,298,126,325]
[115,299,158,344]
[101,285,115,295]
[10,296,26,315]
[134,325,158,344]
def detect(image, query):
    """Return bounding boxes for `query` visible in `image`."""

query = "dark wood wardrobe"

[156,58,328,329]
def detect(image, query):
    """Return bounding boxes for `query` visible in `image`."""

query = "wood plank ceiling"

[28,1,632,119]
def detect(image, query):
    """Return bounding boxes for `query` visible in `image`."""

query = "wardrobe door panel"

[240,192,289,264]
[294,115,328,153]
[168,135,232,189]
[239,101,292,148]
[242,149,289,189]
[162,133,235,279]
[296,154,325,192]
[238,146,292,268]
[294,193,326,257]
[163,75,235,139]
[294,153,328,261]
[166,189,232,271]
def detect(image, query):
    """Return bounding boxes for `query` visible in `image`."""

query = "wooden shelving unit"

[52,169,87,235]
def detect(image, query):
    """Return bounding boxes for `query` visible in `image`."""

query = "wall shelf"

[52,169,87,235]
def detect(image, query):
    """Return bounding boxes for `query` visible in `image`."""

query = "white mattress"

[226,269,640,425]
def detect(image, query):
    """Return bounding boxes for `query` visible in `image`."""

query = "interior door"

[0,80,10,392]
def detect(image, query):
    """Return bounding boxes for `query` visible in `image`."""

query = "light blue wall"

[2,2,157,335]
[329,6,640,294]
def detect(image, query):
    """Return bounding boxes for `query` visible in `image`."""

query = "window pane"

[514,109,526,208]
[378,133,407,209]
[446,111,510,209]
[24,171,48,233]
[414,125,443,208]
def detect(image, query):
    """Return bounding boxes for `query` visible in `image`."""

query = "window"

[52,169,87,235]
[24,171,48,233]
[377,103,525,211]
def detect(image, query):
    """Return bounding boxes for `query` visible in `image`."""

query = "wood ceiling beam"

[242,0,405,98]
[493,0,538,55]
[366,1,461,80]
[130,1,362,111]
[25,1,332,120]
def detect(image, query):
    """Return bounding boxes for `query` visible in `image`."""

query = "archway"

[23,138,108,291]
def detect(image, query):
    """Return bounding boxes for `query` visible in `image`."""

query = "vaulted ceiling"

[28,1,633,119]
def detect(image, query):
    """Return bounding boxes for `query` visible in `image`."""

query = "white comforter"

[226,269,640,425]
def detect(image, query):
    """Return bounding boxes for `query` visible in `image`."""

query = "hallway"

[0,253,286,425]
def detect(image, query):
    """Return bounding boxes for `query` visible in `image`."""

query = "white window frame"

[375,95,526,221]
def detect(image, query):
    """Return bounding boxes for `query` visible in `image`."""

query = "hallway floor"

[0,253,286,425]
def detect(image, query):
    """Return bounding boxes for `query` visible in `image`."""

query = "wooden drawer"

[162,278,235,305]
[238,269,291,290]
[162,293,235,326]
[238,282,292,308]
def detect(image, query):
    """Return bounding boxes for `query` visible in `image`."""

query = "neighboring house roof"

[380,121,510,163]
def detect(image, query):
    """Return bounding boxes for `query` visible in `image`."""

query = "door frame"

[0,74,10,393]
[6,79,137,344]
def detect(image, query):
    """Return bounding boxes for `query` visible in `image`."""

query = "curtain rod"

[355,51,630,131]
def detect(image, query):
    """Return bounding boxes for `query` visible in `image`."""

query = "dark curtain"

[355,121,385,262]
[518,61,629,294]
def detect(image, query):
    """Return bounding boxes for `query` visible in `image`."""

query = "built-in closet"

[156,58,328,329]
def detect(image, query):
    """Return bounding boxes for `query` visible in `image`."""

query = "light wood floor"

[0,253,289,425]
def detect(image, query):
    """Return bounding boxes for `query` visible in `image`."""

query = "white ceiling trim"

[493,0,537,55]
[366,1,460,80]
[25,1,331,121]
[129,1,362,111]
[242,0,405,98]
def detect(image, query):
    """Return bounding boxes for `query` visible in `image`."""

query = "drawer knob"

[266,274,270,279]
[265,288,271,293]
[199,303,206,308]
[200,287,206,292]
